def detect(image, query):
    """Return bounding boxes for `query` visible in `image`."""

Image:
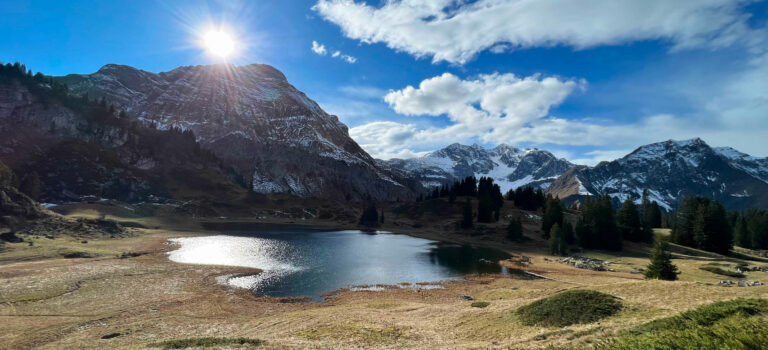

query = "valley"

[2,198,768,349]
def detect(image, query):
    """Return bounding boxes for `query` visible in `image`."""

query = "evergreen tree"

[549,223,567,256]
[461,198,473,229]
[562,221,575,245]
[477,195,494,223]
[733,215,751,249]
[380,208,385,224]
[641,189,662,228]
[574,217,590,248]
[644,238,679,281]
[617,199,644,242]
[541,198,564,239]
[359,202,379,227]
[507,217,523,241]
[671,197,705,247]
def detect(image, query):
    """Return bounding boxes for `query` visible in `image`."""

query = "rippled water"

[168,227,511,301]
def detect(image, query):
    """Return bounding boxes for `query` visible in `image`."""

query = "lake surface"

[168,226,512,301]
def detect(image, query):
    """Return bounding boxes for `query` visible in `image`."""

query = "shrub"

[632,298,768,335]
[150,337,264,349]
[595,299,768,350]
[516,290,622,327]
[699,266,745,278]
[471,301,490,308]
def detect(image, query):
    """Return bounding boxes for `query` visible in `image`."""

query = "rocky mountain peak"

[547,138,768,210]
[383,143,573,192]
[56,63,420,201]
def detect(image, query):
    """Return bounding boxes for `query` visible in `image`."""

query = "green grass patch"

[150,337,264,349]
[594,299,768,350]
[632,298,768,335]
[699,266,745,278]
[516,290,622,327]
[471,301,490,308]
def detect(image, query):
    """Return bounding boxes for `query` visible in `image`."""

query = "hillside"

[57,64,422,201]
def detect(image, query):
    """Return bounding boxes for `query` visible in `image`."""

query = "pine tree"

[562,221,575,245]
[644,238,679,281]
[477,195,494,222]
[541,198,564,239]
[549,223,567,256]
[461,198,473,229]
[507,217,523,241]
[734,215,751,248]
[617,199,643,242]
[359,202,379,227]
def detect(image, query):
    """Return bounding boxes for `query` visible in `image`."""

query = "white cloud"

[311,40,327,55]
[340,54,357,63]
[349,66,768,160]
[314,0,760,64]
[383,72,585,142]
[312,41,357,63]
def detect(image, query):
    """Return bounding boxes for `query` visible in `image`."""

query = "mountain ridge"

[381,142,573,193]
[57,63,422,201]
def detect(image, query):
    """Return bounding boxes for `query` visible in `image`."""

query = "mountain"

[57,63,421,201]
[382,143,574,193]
[0,62,245,205]
[547,138,768,210]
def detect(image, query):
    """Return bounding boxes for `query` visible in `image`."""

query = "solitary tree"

[644,238,679,281]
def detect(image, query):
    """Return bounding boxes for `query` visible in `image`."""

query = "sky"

[2,0,767,165]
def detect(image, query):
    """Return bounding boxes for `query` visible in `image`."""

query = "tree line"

[546,190,662,253]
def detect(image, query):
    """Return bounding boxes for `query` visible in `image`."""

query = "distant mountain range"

[546,138,768,210]
[3,62,768,210]
[387,138,768,210]
[380,143,573,193]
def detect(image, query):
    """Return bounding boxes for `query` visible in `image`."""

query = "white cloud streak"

[311,40,357,63]
[311,40,327,55]
[314,0,761,64]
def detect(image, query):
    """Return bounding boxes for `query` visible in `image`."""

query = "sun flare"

[203,30,235,58]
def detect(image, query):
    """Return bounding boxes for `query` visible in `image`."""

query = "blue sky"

[2,0,767,164]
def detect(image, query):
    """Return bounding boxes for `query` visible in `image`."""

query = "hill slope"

[58,64,421,201]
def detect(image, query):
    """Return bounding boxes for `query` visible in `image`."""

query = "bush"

[471,301,490,308]
[516,290,622,327]
[632,298,768,335]
[595,299,768,350]
[150,337,264,349]
[699,266,745,278]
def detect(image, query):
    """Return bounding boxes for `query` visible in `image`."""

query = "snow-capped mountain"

[546,138,768,210]
[58,64,422,201]
[381,143,574,193]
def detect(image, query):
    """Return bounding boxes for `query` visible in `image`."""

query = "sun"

[203,30,235,58]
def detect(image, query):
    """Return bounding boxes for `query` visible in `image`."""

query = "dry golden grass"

[1,208,767,349]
